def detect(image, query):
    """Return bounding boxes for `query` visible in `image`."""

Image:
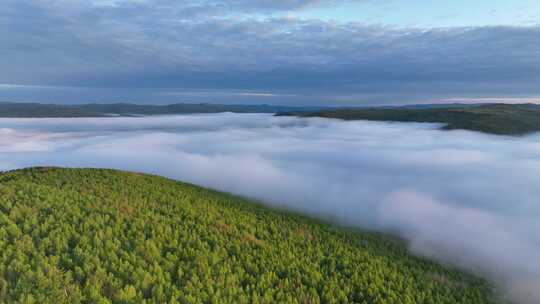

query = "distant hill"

[0,167,498,303]
[0,102,327,118]
[278,103,540,135]
[4,101,539,136]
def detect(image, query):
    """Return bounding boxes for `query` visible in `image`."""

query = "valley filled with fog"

[1,113,539,303]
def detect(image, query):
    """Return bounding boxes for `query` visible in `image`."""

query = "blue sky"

[296,0,540,27]
[0,0,539,105]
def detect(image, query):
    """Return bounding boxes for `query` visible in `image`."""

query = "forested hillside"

[0,168,499,303]
[278,103,540,135]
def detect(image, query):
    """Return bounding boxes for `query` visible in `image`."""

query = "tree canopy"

[0,167,499,303]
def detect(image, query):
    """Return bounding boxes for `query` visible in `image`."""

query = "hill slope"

[278,104,540,135]
[0,168,498,303]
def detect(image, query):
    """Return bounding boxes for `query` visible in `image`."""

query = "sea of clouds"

[0,113,539,303]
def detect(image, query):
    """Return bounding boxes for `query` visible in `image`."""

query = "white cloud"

[0,83,60,90]
[0,113,539,303]
[381,191,540,304]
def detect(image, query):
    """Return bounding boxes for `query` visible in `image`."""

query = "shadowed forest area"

[278,104,540,135]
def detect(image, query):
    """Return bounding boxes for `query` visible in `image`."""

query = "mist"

[0,113,539,303]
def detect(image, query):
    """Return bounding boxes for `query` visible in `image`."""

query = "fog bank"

[0,113,539,303]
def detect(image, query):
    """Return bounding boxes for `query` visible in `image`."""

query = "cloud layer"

[0,114,539,303]
[1,0,540,104]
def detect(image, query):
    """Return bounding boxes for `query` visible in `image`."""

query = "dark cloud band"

[1,0,539,104]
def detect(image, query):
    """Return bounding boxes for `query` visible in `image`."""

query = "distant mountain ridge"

[3,102,540,136]
[2,101,538,118]
[0,102,328,118]
[2,101,539,118]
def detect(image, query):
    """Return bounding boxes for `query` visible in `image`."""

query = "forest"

[0,167,499,303]
[278,103,540,135]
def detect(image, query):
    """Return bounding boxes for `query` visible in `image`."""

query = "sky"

[0,113,539,303]
[1,0,540,105]
[297,0,540,27]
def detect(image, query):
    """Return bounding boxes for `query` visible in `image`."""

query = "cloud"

[43,0,348,13]
[0,84,61,90]
[1,0,539,104]
[0,113,539,303]
[381,191,540,304]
